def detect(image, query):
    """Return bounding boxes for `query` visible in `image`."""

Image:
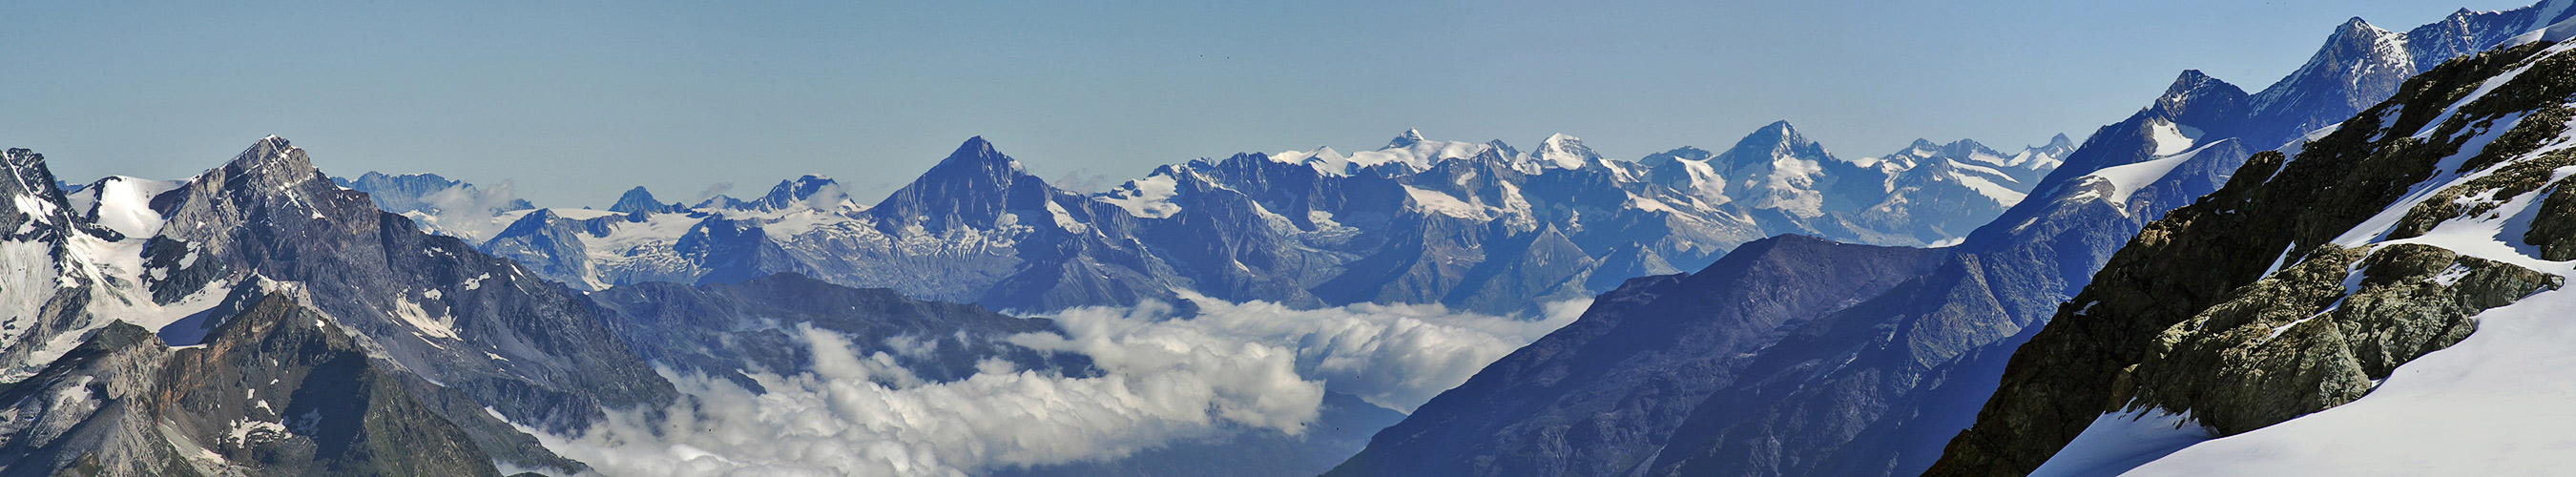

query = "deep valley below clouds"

[6,1,2576,477]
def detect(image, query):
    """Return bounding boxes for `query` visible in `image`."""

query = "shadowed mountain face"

[1324,235,1948,477]
[1928,35,2576,476]
[0,138,672,475]
[1325,4,2575,476]
[0,295,510,477]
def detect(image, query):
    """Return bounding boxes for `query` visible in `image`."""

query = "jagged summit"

[2157,70,2245,106]
[1941,138,1997,157]
[748,175,846,211]
[1386,129,1427,149]
[1531,133,1599,169]
[1717,120,1835,166]
[608,186,680,214]
[940,136,1023,172]
[228,135,316,176]
[868,136,1053,232]
[2152,70,2251,128]
[2239,14,2415,144]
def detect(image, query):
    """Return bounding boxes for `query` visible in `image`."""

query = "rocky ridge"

[1928,33,2576,476]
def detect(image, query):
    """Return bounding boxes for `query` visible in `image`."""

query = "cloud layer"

[534,297,1588,476]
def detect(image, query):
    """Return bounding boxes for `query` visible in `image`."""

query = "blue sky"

[1,0,2535,206]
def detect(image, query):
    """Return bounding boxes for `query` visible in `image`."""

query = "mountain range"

[1330,3,2576,476]
[5,1,2575,476]
[352,124,2069,317]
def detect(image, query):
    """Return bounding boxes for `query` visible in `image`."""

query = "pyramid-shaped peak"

[1719,120,1831,165]
[1755,120,1800,136]
[2162,71,2234,97]
[936,136,1024,172]
[2035,134,2079,154]
[2333,16,2381,34]
[609,186,675,214]
[2154,70,2249,119]
[1531,133,1599,169]
[225,135,320,180]
[1387,129,1428,149]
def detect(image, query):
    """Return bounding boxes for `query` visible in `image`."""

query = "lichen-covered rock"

[2522,176,2576,260]
[2120,243,2558,434]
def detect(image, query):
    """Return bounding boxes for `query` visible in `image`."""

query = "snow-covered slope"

[1935,35,2576,476]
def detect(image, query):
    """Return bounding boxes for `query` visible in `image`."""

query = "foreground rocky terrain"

[1934,20,2576,477]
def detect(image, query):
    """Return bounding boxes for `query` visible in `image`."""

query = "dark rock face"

[0,297,505,477]
[1323,236,1946,477]
[1926,39,2575,476]
[2120,244,2557,435]
[0,137,672,474]
[144,137,675,433]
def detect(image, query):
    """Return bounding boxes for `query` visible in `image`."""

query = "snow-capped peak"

[1717,120,1839,168]
[1387,129,1427,149]
[2245,16,2412,117]
[938,136,1025,174]
[1530,134,1599,170]
[748,175,851,212]
[1096,170,1185,218]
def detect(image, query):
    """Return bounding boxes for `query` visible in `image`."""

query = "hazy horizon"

[3,0,2534,207]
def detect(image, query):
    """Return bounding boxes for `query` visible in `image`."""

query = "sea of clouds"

[533,295,1589,476]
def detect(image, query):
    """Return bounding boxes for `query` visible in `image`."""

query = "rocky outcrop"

[0,137,672,474]
[1926,39,2576,475]
[0,296,509,477]
[2118,243,2558,435]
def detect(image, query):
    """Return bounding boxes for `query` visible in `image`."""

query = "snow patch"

[392,294,459,341]
[2076,139,2227,207]
[1403,186,1486,218]
[1096,173,1183,218]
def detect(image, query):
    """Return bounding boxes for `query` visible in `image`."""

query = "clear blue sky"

[1,0,2534,206]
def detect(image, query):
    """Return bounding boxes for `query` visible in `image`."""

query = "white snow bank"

[2117,284,2576,476]
[2030,409,2214,477]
